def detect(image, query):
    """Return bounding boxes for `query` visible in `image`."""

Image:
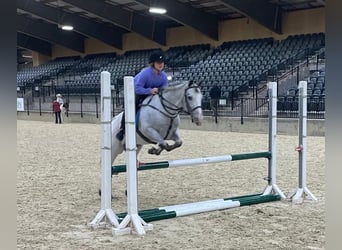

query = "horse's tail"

[111,112,123,138]
[110,111,124,163]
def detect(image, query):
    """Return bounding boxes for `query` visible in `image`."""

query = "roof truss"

[17,14,85,53]
[62,0,167,45]
[133,0,219,40]
[219,0,282,34]
[17,0,125,49]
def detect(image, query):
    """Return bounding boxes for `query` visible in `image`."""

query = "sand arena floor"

[17,120,325,250]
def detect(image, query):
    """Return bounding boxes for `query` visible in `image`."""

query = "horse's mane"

[162,80,200,91]
[165,80,189,89]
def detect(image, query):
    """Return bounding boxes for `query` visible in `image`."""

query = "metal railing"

[19,93,325,122]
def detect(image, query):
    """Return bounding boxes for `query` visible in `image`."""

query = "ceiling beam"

[17,0,124,49]
[17,32,52,56]
[219,0,282,34]
[17,14,85,53]
[133,0,219,41]
[62,0,167,45]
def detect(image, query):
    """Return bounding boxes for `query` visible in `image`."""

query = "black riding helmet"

[149,51,165,64]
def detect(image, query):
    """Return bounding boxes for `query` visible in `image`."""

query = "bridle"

[157,85,202,118]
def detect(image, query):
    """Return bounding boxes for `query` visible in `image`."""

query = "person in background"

[53,97,62,124]
[56,94,65,122]
[209,85,221,111]
[116,51,169,141]
[56,94,64,110]
[209,85,221,124]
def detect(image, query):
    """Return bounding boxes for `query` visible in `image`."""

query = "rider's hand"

[150,88,159,95]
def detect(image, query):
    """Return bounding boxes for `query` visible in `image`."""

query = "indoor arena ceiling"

[17,0,325,64]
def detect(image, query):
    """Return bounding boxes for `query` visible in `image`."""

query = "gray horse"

[110,80,203,164]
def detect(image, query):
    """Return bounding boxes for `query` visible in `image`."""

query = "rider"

[116,51,169,141]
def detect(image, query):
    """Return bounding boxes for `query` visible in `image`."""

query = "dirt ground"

[17,120,325,250]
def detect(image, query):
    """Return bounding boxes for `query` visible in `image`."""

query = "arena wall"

[16,112,325,137]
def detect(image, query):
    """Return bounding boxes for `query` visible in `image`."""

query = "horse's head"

[185,80,203,126]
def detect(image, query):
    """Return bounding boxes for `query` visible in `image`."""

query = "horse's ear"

[189,80,200,87]
[189,80,197,86]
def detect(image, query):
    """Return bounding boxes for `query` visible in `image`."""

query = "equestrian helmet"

[149,51,165,64]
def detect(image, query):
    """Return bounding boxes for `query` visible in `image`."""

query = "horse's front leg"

[164,128,183,152]
[148,140,170,155]
[142,127,168,155]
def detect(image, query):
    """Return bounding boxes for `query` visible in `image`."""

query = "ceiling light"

[22,55,32,58]
[61,25,74,31]
[149,7,167,14]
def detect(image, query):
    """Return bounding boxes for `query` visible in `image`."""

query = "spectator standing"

[209,85,221,109]
[56,94,65,122]
[209,85,221,123]
[53,98,62,124]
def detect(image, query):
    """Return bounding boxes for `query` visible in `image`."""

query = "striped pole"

[89,71,119,229]
[291,81,317,203]
[116,194,281,223]
[112,152,271,174]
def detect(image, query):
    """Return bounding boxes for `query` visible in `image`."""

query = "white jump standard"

[263,81,285,198]
[89,71,119,229]
[291,81,317,203]
[112,76,153,235]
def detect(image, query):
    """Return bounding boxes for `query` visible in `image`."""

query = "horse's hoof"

[148,149,161,155]
[148,147,156,154]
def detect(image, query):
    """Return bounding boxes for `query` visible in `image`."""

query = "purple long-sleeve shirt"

[134,67,168,95]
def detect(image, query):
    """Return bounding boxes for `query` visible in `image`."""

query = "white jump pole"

[112,76,153,236]
[263,82,286,199]
[291,80,317,203]
[89,71,119,229]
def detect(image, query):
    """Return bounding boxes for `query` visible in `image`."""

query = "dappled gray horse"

[110,80,203,164]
